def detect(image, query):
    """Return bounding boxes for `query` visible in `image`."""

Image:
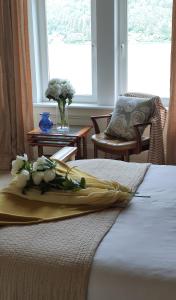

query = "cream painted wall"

[33,105,150,162]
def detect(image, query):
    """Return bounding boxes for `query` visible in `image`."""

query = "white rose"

[43,169,56,183]
[16,154,28,161]
[48,78,61,85]
[45,83,61,100]
[11,159,24,176]
[11,167,19,176]
[33,161,38,172]
[16,170,30,188]
[32,172,44,185]
[37,156,47,164]
[33,156,48,171]
[11,154,28,176]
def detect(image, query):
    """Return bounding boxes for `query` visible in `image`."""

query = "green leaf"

[80,177,86,189]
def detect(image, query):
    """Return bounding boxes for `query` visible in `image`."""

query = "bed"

[0,158,176,300]
[87,161,176,300]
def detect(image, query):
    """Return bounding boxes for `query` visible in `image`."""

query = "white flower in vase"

[45,78,75,132]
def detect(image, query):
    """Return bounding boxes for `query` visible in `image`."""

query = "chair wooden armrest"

[91,114,112,134]
[50,147,77,162]
[134,122,152,128]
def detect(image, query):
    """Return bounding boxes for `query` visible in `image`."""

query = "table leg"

[82,136,88,159]
[76,138,82,159]
[94,144,98,158]
[38,146,43,157]
[124,151,130,162]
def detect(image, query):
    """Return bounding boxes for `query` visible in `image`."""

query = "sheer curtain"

[167,0,176,164]
[0,0,34,170]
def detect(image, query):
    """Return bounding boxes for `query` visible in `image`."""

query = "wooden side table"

[27,126,92,159]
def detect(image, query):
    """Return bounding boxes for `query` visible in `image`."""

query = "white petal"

[23,154,28,161]
[12,159,24,171]
[21,169,30,180]
[16,154,28,161]
[16,176,27,188]
[43,169,56,183]
[33,161,38,171]
[11,168,18,176]
[37,156,47,165]
[32,172,44,185]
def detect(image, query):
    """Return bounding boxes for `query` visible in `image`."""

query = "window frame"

[28,0,116,107]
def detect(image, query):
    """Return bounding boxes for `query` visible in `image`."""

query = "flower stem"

[58,101,67,128]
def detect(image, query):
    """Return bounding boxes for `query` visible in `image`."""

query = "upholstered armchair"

[91,93,167,163]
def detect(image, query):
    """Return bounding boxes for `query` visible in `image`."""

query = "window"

[128,0,172,99]
[46,0,93,96]
[29,0,172,106]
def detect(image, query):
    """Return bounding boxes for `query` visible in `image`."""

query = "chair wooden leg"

[124,151,130,162]
[94,145,98,158]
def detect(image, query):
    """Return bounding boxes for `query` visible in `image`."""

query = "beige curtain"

[0,0,34,170]
[166,0,176,164]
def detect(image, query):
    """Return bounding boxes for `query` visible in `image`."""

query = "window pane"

[128,0,172,98]
[46,0,92,95]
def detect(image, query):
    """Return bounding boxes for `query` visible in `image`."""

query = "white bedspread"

[88,165,176,300]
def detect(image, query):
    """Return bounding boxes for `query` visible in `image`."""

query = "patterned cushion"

[105,96,154,141]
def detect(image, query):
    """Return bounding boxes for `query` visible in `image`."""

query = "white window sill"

[33,102,113,110]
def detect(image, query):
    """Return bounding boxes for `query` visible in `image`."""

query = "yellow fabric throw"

[0,160,132,225]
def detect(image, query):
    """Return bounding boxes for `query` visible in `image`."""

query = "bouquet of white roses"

[45,78,75,104]
[11,154,86,194]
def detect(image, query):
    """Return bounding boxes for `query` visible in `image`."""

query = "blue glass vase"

[39,112,53,133]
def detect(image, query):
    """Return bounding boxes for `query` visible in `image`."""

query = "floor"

[0,172,11,189]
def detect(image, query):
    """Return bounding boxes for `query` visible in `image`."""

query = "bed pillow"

[105,96,154,141]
